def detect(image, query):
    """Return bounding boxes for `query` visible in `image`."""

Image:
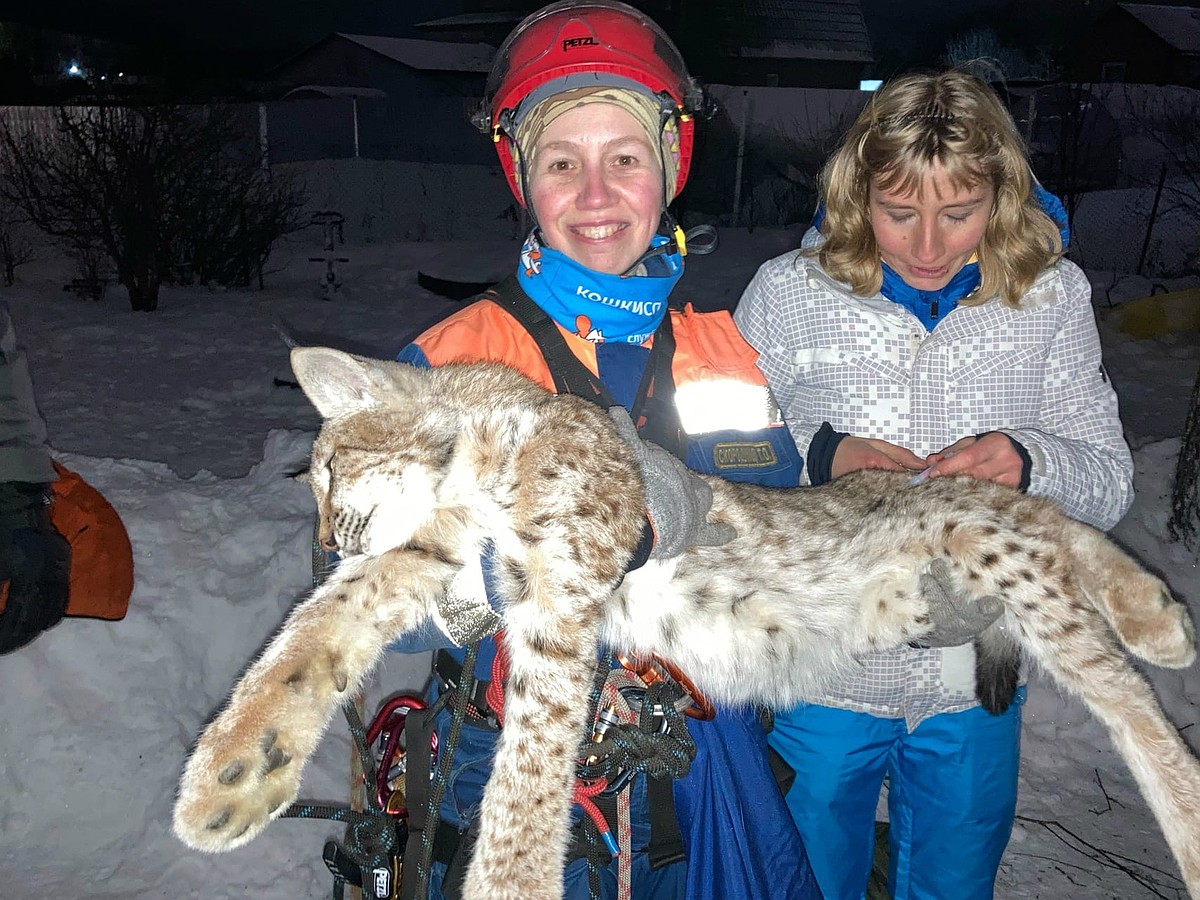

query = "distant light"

[859,79,883,92]
[100,75,106,81]
[118,72,125,78]
[67,62,82,77]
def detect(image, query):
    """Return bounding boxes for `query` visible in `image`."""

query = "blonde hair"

[812,70,1062,307]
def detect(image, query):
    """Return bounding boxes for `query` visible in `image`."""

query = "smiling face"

[869,161,995,291]
[527,102,664,276]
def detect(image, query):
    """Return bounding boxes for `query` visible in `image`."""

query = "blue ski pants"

[769,689,1024,900]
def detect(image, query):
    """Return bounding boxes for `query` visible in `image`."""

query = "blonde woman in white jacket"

[734,70,1133,900]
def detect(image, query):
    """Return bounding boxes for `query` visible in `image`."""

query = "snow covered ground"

[0,229,1197,899]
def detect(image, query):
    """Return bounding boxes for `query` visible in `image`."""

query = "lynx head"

[291,347,457,557]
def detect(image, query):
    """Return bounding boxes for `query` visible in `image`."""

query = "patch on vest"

[712,441,778,469]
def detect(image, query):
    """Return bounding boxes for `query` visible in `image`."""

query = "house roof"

[712,0,874,63]
[414,12,525,29]
[1118,4,1200,55]
[334,33,496,74]
[282,85,389,100]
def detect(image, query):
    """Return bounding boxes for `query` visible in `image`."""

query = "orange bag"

[50,461,134,620]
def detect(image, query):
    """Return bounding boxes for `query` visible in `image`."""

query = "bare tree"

[1169,365,1200,550]
[941,27,1061,84]
[941,28,1013,84]
[0,190,35,286]
[1,104,165,310]
[1018,83,1122,239]
[0,103,307,310]
[1122,85,1200,262]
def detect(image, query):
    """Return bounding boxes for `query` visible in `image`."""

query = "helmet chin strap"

[618,210,718,277]
[620,101,718,277]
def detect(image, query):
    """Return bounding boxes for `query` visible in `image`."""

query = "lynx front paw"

[173,716,305,853]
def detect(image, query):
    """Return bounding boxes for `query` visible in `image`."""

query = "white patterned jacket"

[733,243,1134,728]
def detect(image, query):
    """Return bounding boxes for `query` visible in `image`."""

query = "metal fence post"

[258,102,269,173]
[1136,162,1168,276]
[352,96,361,159]
[733,90,749,227]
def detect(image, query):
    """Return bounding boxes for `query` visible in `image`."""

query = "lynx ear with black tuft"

[291,346,389,418]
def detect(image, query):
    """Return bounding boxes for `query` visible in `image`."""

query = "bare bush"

[1023,84,1123,234]
[1122,85,1200,271]
[941,28,1059,83]
[0,191,35,286]
[0,103,307,310]
[739,99,863,230]
[164,107,309,289]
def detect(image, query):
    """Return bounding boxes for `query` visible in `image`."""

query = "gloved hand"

[912,558,1005,648]
[608,406,736,560]
[0,510,71,654]
[431,557,503,647]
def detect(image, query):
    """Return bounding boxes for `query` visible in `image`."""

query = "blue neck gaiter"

[516,230,683,344]
[879,260,981,331]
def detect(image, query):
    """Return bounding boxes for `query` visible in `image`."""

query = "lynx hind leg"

[461,599,604,900]
[1013,587,1200,895]
[1062,520,1195,668]
[173,549,454,853]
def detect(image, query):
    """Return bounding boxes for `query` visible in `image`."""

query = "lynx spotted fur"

[174,347,1200,900]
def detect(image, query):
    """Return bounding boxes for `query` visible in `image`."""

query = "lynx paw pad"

[173,725,301,853]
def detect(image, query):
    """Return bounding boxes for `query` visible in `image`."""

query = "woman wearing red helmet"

[389,3,823,899]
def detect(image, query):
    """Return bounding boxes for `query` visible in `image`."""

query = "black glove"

[608,407,736,560]
[912,558,1005,649]
[0,488,71,654]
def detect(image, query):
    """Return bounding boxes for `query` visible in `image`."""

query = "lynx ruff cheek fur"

[174,347,1200,900]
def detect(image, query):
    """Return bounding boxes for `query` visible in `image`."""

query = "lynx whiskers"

[173,347,1200,900]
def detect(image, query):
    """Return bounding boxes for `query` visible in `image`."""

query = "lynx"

[174,347,1200,900]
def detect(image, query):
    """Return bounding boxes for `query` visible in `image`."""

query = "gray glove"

[913,558,1005,648]
[608,406,737,559]
[435,560,504,646]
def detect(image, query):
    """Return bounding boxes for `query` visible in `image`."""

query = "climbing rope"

[409,639,479,897]
[486,639,697,900]
[282,700,398,899]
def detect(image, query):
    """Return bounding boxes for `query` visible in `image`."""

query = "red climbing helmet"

[475,0,702,205]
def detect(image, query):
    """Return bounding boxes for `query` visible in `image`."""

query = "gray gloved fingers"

[915,558,1005,648]
[607,404,736,559]
[695,521,737,547]
[918,566,951,605]
[924,557,1005,615]
[927,557,953,582]
[608,405,642,445]
[432,562,504,646]
[688,467,714,505]
[976,594,1005,617]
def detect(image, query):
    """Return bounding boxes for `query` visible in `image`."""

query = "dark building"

[265,32,496,164]
[415,0,874,89]
[1069,3,1200,86]
[671,0,874,88]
